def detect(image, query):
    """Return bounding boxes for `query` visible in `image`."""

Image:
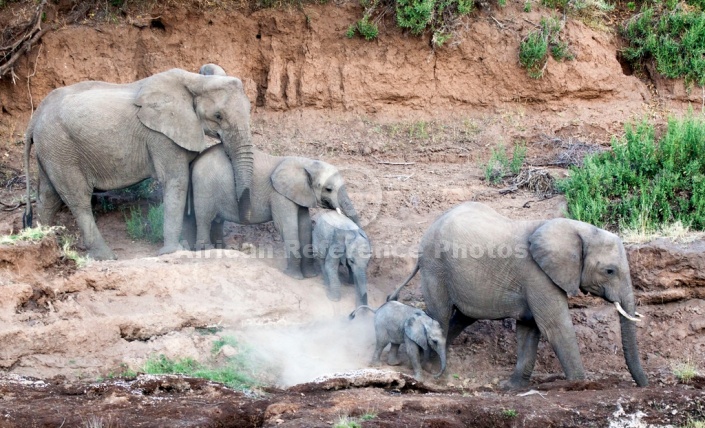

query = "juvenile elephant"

[23,68,254,260]
[388,201,648,388]
[313,210,371,306]
[186,145,360,279]
[349,301,446,380]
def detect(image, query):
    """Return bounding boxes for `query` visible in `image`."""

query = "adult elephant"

[185,145,360,279]
[23,68,254,260]
[388,202,648,388]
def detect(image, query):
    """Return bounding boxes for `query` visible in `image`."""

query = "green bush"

[484,143,527,184]
[560,113,705,232]
[124,204,164,243]
[519,17,573,79]
[347,0,474,45]
[622,3,705,87]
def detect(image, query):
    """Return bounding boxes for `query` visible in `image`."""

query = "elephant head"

[528,218,648,387]
[135,69,254,222]
[406,312,447,377]
[199,63,227,76]
[271,158,360,225]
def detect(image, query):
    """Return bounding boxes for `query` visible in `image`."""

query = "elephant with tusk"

[388,201,648,388]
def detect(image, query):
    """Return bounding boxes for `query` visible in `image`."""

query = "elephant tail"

[22,127,34,229]
[348,305,376,320]
[386,263,420,302]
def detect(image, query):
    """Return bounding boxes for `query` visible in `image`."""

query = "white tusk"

[635,311,644,318]
[336,207,343,216]
[614,302,641,322]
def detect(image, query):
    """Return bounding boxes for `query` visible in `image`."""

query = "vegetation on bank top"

[621,0,705,87]
[560,113,705,234]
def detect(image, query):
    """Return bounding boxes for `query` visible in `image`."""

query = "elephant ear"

[405,313,429,351]
[135,70,207,153]
[271,158,317,208]
[528,218,584,297]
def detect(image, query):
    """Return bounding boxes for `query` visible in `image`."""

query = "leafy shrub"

[519,17,573,79]
[484,143,527,184]
[347,0,474,45]
[124,204,164,243]
[560,113,705,232]
[622,3,705,87]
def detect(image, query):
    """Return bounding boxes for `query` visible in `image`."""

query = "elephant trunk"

[222,127,254,223]
[434,346,447,378]
[618,285,648,387]
[352,267,368,306]
[337,185,361,227]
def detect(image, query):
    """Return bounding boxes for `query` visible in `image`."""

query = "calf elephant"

[388,201,648,388]
[313,210,371,306]
[350,301,446,380]
[23,68,254,260]
[186,145,360,279]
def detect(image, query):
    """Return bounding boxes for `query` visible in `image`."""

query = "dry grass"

[620,221,705,244]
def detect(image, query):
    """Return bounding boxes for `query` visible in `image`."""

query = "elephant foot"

[159,243,185,256]
[302,263,320,278]
[387,358,402,366]
[283,267,305,280]
[88,247,117,261]
[500,377,530,390]
[326,286,341,302]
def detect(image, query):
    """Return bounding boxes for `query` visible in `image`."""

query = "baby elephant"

[313,210,371,306]
[349,301,447,380]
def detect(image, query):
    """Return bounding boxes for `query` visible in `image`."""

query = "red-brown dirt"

[0,0,704,426]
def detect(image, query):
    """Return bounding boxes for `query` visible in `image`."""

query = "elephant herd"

[22,65,648,388]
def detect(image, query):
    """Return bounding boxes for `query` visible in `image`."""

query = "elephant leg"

[36,161,62,226]
[271,199,304,279]
[59,178,114,260]
[387,343,402,366]
[323,249,343,301]
[504,319,541,389]
[150,142,192,256]
[298,207,318,278]
[210,219,225,248]
[529,292,586,381]
[371,340,386,366]
[181,212,197,250]
[404,337,424,380]
[420,269,454,343]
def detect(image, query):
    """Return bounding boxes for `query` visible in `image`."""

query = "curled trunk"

[338,186,361,227]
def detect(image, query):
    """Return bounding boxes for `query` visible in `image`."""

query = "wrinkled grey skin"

[23,68,254,260]
[350,301,446,380]
[185,145,360,279]
[388,202,648,388]
[313,210,371,306]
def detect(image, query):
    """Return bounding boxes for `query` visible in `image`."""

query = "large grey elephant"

[388,202,648,388]
[23,68,254,260]
[185,145,360,279]
[313,210,371,306]
[349,301,446,380]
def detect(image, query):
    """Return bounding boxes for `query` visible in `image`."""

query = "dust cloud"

[238,312,378,387]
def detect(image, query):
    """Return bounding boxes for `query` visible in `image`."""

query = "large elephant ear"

[271,158,317,207]
[528,218,583,297]
[135,70,207,153]
[405,313,429,351]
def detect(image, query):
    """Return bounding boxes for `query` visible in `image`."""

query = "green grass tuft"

[333,415,362,428]
[560,113,705,233]
[124,204,164,243]
[520,16,574,79]
[483,143,527,185]
[672,358,699,383]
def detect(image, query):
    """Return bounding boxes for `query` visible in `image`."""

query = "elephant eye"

[325,186,333,192]
[606,268,615,275]
[214,112,223,121]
